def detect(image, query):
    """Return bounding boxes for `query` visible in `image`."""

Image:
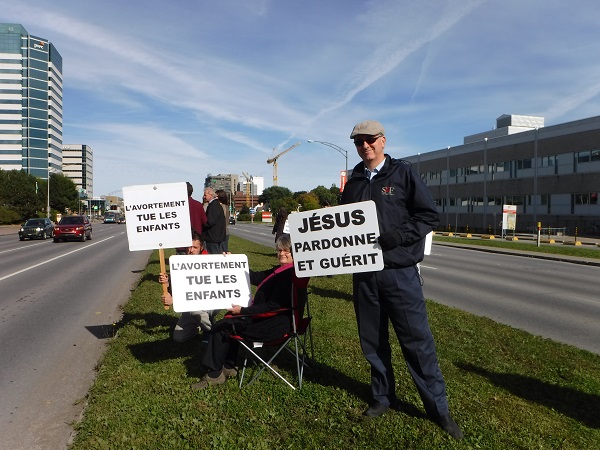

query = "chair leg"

[239,340,296,390]
[238,356,249,388]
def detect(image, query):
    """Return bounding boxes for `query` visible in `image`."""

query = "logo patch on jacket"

[381,186,395,195]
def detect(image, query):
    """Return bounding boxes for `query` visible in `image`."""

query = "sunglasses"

[353,135,381,146]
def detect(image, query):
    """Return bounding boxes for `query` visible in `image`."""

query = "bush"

[0,206,22,224]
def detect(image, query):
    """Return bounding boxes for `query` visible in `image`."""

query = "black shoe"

[363,402,389,417]
[437,413,464,440]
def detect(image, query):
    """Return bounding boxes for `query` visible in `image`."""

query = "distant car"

[19,218,54,240]
[229,216,236,225]
[53,215,92,242]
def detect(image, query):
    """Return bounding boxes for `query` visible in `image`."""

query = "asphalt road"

[231,222,600,355]
[0,223,150,450]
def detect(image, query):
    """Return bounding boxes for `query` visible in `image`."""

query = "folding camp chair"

[230,277,312,390]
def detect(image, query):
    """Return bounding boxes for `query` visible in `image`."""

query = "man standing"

[187,182,207,236]
[341,120,463,439]
[176,182,207,255]
[202,187,226,254]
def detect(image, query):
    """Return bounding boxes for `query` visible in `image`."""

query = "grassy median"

[71,235,600,449]
[434,234,600,259]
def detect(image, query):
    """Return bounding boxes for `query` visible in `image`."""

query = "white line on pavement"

[0,235,116,282]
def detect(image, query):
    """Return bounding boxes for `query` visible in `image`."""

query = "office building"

[240,175,264,196]
[62,144,93,198]
[204,173,239,195]
[0,23,63,179]
[404,114,600,235]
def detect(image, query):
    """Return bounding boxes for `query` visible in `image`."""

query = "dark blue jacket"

[341,154,439,268]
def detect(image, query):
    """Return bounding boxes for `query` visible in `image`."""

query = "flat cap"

[350,120,385,139]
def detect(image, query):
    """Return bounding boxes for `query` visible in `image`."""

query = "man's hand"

[161,293,173,307]
[378,229,404,250]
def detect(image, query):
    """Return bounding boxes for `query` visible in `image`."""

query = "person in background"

[341,120,463,440]
[272,206,288,243]
[216,189,231,252]
[159,230,214,341]
[176,182,207,255]
[202,188,227,254]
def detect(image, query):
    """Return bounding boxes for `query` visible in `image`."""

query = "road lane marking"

[0,235,116,282]
[0,240,51,254]
[419,265,438,270]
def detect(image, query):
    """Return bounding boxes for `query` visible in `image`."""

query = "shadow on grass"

[247,250,278,259]
[457,362,600,429]
[129,337,196,361]
[304,359,427,418]
[310,286,353,302]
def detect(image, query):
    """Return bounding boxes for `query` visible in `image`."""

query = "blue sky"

[3,0,600,196]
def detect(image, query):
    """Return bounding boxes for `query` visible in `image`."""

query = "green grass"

[434,235,600,259]
[71,235,600,449]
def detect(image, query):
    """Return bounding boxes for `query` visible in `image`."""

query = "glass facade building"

[0,23,63,179]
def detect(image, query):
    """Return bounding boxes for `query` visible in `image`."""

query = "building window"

[517,159,532,170]
[577,151,591,163]
[540,155,556,167]
[575,193,599,205]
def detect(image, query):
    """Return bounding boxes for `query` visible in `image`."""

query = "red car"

[53,215,92,242]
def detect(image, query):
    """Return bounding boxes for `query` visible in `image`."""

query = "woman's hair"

[216,189,229,205]
[275,234,292,254]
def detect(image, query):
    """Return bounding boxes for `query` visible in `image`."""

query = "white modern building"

[62,144,93,199]
[0,23,63,179]
[240,175,264,196]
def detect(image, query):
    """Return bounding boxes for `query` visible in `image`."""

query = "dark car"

[53,215,92,242]
[228,216,236,225]
[19,218,54,240]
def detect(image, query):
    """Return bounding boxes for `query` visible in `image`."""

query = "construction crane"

[242,172,252,206]
[266,142,300,186]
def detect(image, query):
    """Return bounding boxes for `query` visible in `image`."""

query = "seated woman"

[193,234,308,389]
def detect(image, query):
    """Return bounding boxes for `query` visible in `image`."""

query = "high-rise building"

[240,175,264,196]
[0,23,63,179]
[204,173,239,195]
[62,144,93,198]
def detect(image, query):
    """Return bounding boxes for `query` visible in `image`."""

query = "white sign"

[169,254,251,312]
[288,201,383,277]
[123,182,192,251]
[502,204,517,231]
[424,231,433,255]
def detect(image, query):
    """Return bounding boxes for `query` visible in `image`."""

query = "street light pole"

[307,140,349,187]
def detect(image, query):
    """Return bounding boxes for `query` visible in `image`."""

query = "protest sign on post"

[288,201,383,278]
[123,182,192,309]
[122,182,192,251]
[169,254,251,312]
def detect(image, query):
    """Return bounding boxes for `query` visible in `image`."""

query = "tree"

[0,169,43,222]
[296,192,320,211]
[258,186,293,210]
[311,185,339,207]
[49,173,79,213]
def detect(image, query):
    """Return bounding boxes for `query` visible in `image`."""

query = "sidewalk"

[0,224,22,237]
